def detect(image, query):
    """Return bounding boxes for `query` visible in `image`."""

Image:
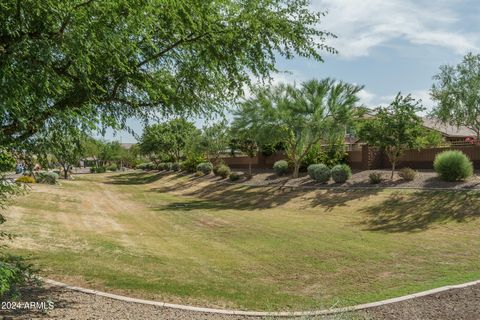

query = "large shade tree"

[0,0,335,146]
[431,53,480,140]
[138,119,199,163]
[234,79,362,178]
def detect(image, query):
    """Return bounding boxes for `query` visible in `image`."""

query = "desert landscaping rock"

[3,282,480,319]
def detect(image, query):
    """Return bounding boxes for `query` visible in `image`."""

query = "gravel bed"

[2,282,480,319]
[230,169,480,190]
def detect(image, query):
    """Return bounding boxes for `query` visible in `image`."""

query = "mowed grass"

[3,171,480,311]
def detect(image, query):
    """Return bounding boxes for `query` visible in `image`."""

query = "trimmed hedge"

[229,172,240,181]
[16,176,35,184]
[307,164,322,180]
[273,160,289,176]
[434,150,473,181]
[311,164,330,183]
[331,164,351,183]
[196,162,213,175]
[215,164,231,178]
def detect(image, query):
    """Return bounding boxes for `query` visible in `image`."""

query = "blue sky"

[104,0,480,143]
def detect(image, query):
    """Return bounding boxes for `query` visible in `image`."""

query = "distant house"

[421,118,476,144]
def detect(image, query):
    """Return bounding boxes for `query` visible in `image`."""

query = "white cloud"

[357,89,436,115]
[312,0,479,58]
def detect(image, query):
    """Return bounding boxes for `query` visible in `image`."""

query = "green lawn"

[3,171,480,311]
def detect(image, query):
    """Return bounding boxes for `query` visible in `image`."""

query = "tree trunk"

[293,162,300,179]
[248,158,252,176]
[390,160,396,180]
[63,165,69,179]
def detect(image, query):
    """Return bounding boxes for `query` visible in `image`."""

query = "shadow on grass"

[2,285,73,318]
[152,178,380,212]
[103,171,169,185]
[360,191,480,233]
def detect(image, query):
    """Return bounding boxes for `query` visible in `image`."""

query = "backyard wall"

[221,145,480,170]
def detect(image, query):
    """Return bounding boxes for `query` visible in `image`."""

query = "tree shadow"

[1,285,73,319]
[103,171,168,185]
[360,191,480,232]
[306,188,381,212]
[152,179,380,213]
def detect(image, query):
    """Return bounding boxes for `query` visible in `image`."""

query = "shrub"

[171,163,181,171]
[181,155,206,173]
[273,160,289,176]
[215,164,231,178]
[398,167,416,181]
[96,166,107,173]
[0,255,38,299]
[16,176,35,184]
[311,164,330,183]
[331,164,351,183]
[146,162,156,170]
[434,150,473,181]
[196,162,213,175]
[307,164,322,180]
[157,162,167,170]
[229,172,240,181]
[165,162,173,171]
[90,166,97,173]
[35,172,59,184]
[106,163,118,171]
[136,163,149,170]
[369,172,383,184]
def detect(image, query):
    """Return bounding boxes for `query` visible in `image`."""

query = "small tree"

[230,124,259,176]
[234,79,362,178]
[431,53,480,140]
[359,93,425,179]
[198,121,230,162]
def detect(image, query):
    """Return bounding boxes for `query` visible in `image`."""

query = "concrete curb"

[41,278,480,317]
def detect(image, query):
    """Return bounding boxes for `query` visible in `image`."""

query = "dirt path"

[2,282,480,320]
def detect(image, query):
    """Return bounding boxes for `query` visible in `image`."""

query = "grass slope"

[3,171,480,311]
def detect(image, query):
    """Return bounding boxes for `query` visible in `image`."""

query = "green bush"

[136,163,149,170]
[311,164,330,183]
[157,162,166,170]
[307,164,323,180]
[0,255,37,299]
[181,155,206,173]
[146,162,156,170]
[96,166,107,173]
[90,166,97,173]
[398,167,416,181]
[106,163,118,171]
[301,144,349,170]
[273,160,289,176]
[196,162,213,175]
[171,163,181,171]
[35,172,59,184]
[369,172,383,184]
[16,176,35,184]
[434,150,473,181]
[229,172,240,181]
[215,164,231,178]
[331,164,351,183]
[0,148,15,173]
